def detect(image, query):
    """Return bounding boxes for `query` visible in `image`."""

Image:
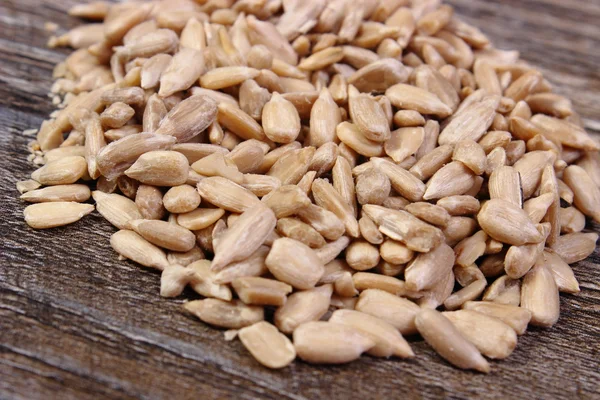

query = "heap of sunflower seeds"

[18,0,600,372]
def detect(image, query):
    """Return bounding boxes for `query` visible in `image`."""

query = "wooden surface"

[1,1,600,399]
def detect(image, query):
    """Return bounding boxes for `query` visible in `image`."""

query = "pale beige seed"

[159,264,195,298]
[557,179,575,204]
[179,17,206,50]
[214,246,270,285]
[355,168,391,206]
[104,125,143,142]
[454,230,488,267]
[312,178,359,238]
[93,191,142,229]
[100,102,133,130]
[262,92,301,144]
[274,284,333,334]
[414,65,460,112]
[404,243,455,291]
[363,204,444,252]
[140,53,172,89]
[355,289,420,335]
[376,260,407,278]
[43,146,86,163]
[349,58,410,93]
[380,239,414,265]
[277,218,326,248]
[384,127,425,164]
[152,95,218,143]
[330,310,414,358]
[415,119,440,161]
[504,222,548,279]
[443,216,477,247]
[31,156,87,186]
[128,219,195,252]
[212,205,276,271]
[443,310,517,359]
[239,79,271,121]
[238,322,296,369]
[512,150,555,199]
[559,207,586,234]
[110,229,169,271]
[308,88,341,147]
[328,74,348,105]
[227,139,268,174]
[473,59,502,95]
[101,87,145,106]
[521,262,560,327]
[332,156,357,216]
[184,299,264,329]
[177,208,225,231]
[23,202,94,230]
[191,152,243,184]
[348,88,391,142]
[21,184,90,203]
[142,94,167,133]
[424,161,475,200]
[341,46,379,70]
[485,239,504,255]
[299,47,344,71]
[188,87,239,108]
[443,279,487,311]
[167,247,205,268]
[124,151,188,187]
[371,158,425,202]
[199,66,259,90]
[452,140,486,175]
[563,165,600,222]
[266,238,325,290]
[405,202,451,227]
[246,45,273,70]
[262,185,311,219]
[96,133,177,181]
[463,301,531,335]
[197,176,260,213]
[438,97,498,145]
[385,83,452,117]
[293,321,375,364]
[309,142,338,177]
[479,130,512,154]
[345,240,380,271]
[351,21,399,48]
[523,193,554,224]
[241,174,281,197]
[531,114,599,152]
[16,179,41,194]
[232,277,292,307]
[418,269,456,310]
[483,276,521,306]
[542,250,580,293]
[359,216,384,245]
[162,185,201,214]
[267,146,315,185]
[336,121,384,157]
[159,48,204,97]
[393,110,425,128]
[488,166,522,207]
[352,272,410,297]
[455,264,486,287]
[551,232,599,264]
[297,204,345,241]
[409,144,454,181]
[218,103,268,142]
[576,151,600,188]
[478,199,543,245]
[437,195,480,216]
[415,309,490,373]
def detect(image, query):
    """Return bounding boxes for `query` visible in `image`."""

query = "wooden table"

[1,1,599,398]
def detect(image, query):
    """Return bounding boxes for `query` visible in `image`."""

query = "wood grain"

[1,1,599,399]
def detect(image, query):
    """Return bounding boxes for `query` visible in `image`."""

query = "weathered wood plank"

[1,1,599,399]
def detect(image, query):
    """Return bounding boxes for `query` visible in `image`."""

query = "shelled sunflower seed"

[18,0,600,372]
